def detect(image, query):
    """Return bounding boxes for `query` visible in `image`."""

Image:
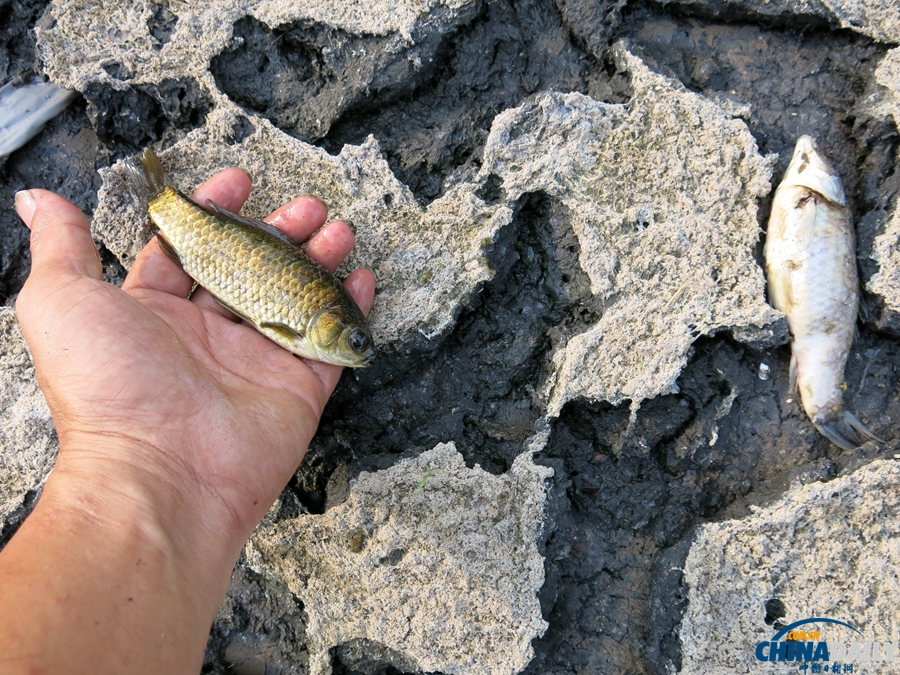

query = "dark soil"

[0,0,46,85]
[315,0,621,204]
[2,0,899,673]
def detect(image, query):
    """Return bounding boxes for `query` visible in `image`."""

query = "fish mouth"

[785,135,846,206]
[338,347,376,368]
[793,135,817,156]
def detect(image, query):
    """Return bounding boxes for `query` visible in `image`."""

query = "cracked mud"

[2,0,899,673]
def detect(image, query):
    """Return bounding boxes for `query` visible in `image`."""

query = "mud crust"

[2,0,900,673]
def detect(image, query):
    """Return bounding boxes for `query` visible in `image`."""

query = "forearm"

[0,445,239,674]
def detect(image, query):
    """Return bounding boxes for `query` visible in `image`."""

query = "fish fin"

[213,296,253,324]
[815,419,859,451]
[814,411,882,451]
[155,232,182,268]
[843,410,884,444]
[203,200,299,248]
[260,321,305,341]
[781,266,795,310]
[124,148,168,205]
[789,352,798,394]
[794,197,818,248]
[857,295,872,324]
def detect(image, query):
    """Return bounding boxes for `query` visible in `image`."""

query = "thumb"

[15,189,102,281]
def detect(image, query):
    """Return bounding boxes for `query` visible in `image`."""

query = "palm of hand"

[43,275,321,532]
[16,169,373,538]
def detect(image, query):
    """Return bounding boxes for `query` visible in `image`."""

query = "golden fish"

[765,135,877,450]
[125,149,374,367]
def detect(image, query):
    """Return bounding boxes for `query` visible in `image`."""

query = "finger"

[344,268,376,315]
[123,168,251,297]
[192,167,252,213]
[302,268,377,396]
[265,195,328,243]
[306,221,355,273]
[15,189,101,280]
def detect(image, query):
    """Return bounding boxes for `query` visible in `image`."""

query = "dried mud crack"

[299,0,614,204]
[297,191,592,505]
[526,330,899,675]
[3,0,900,673]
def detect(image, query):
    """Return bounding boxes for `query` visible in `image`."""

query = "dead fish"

[0,77,77,160]
[125,148,375,368]
[765,135,878,450]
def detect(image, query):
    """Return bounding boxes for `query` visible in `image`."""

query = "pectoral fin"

[767,264,794,313]
[781,265,797,309]
[795,197,817,248]
[260,321,305,341]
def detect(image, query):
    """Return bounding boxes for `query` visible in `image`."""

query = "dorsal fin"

[203,199,300,248]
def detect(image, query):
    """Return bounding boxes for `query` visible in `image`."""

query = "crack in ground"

[293,191,594,514]
[524,327,899,675]
[622,6,887,198]
[316,0,606,204]
[2,2,900,674]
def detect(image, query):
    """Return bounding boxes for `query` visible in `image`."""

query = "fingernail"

[300,194,328,213]
[14,190,37,225]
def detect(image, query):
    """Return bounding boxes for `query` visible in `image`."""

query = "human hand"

[3,170,373,672]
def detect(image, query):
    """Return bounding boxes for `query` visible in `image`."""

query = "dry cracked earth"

[1,0,899,673]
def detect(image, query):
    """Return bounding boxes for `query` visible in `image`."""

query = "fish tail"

[814,411,883,451]
[124,148,168,205]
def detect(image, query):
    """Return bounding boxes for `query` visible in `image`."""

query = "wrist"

[0,442,233,674]
[44,433,244,604]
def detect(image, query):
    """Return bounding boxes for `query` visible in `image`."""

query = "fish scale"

[788,209,856,333]
[125,149,375,367]
[152,186,337,329]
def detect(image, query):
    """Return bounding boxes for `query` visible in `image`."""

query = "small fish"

[765,135,878,450]
[125,149,375,367]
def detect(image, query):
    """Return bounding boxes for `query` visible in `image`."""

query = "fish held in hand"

[765,135,878,450]
[124,149,375,368]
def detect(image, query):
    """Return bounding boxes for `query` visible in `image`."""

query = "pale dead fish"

[0,77,76,159]
[764,135,879,450]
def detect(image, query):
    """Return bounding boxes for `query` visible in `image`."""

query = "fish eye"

[347,329,369,352]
